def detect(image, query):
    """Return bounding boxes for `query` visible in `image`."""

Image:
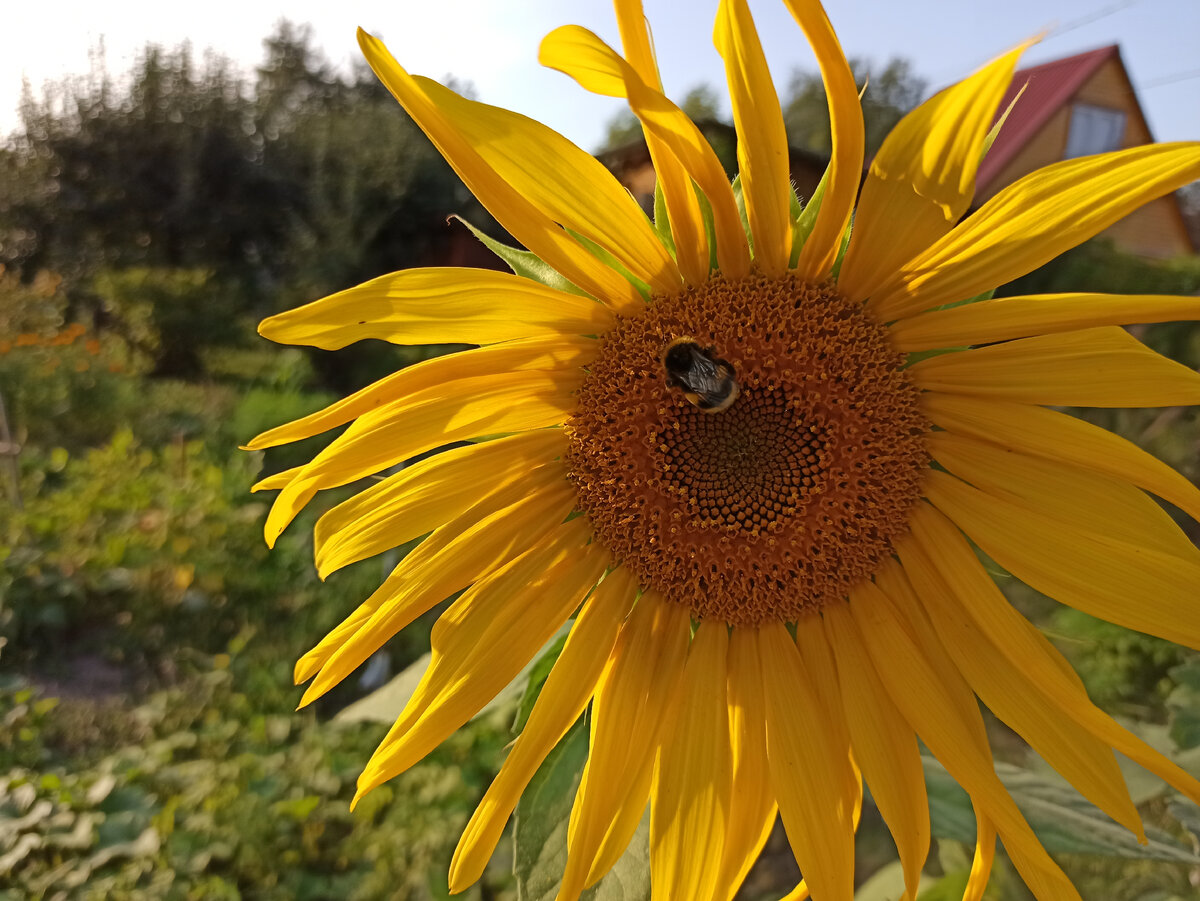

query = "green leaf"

[1116,719,1200,803]
[513,721,587,901]
[513,721,651,901]
[513,632,569,734]
[652,181,676,259]
[923,756,1200,862]
[453,215,587,297]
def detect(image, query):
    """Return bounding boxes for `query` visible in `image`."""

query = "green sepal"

[980,83,1027,164]
[566,227,652,302]
[936,287,995,313]
[452,215,588,297]
[731,174,754,258]
[830,212,854,280]
[904,291,996,365]
[652,180,676,259]
[694,184,720,273]
[791,164,829,269]
[904,346,966,367]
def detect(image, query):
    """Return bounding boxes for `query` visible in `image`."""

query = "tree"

[596,82,725,153]
[679,84,722,123]
[0,21,487,384]
[781,56,926,159]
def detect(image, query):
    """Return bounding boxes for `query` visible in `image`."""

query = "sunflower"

[248,1,1200,898]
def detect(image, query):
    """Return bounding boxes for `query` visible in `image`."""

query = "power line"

[1139,67,1200,90]
[1045,0,1143,40]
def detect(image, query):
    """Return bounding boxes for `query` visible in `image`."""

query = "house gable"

[975,45,1193,258]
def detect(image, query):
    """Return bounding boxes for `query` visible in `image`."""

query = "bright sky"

[3,0,1198,152]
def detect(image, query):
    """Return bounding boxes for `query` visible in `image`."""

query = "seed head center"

[566,272,929,626]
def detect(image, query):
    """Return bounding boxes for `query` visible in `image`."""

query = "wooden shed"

[977,45,1194,258]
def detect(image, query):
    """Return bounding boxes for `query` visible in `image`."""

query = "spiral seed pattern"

[566,272,929,625]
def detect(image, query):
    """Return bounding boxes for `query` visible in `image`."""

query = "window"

[1064,104,1127,158]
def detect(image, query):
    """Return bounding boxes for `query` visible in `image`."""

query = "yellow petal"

[869,142,1200,321]
[794,615,863,820]
[921,392,1200,523]
[824,604,930,900]
[354,517,607,801]
[609,2,708,284]
[245,334,594,451]
[313,430,564,577]
[890,292,1200,352]
[778,882,811,901]
[264,368,582,546]
[449,566,636,893]
[779,0,864,281]
[901,499,1200,808]
[964,810,997,901]
[257,267,615,350]
[873,560,990,757]
[839,42,1029,303]
[558,592,691,901]
[650,621,732,901]
[850,580,1082,901]
[296,472,577,705]
[759,622,856,901]
[295,470,556,685]
[924,469,1200,650]
[898,516,1144,839]
[251,465,300,492]
[717,628,779,901]
[412,75,679,298]
[539,26,750,278]
[877,568,1008,899]
[927,431,1199,561]
[357,29,651,311]
[909,326,1200,407]
[714,0,792,275]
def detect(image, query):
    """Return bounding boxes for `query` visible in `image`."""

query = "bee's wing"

[682,352,732,394]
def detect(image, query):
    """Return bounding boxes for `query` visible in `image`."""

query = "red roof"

[975,45,1120,192]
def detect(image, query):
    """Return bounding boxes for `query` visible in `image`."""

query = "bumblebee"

[661,337,740,413]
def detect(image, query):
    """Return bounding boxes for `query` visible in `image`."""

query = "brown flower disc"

[566,272,929,626]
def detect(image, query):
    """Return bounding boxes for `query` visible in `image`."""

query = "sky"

[3,0,1198,153]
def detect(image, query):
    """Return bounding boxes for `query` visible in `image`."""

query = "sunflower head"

[568,271,929,625]
[250,2,1200,899]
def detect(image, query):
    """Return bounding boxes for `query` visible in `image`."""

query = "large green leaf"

[923,757,1200,862]
[513,721,651,901]
[513,632,569,734]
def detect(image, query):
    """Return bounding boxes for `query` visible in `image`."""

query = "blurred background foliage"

[0,20,1199,901]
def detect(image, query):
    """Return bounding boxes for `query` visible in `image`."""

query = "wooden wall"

[975,58,1192,259]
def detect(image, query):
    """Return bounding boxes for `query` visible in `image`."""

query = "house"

[977,44,1194,259]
